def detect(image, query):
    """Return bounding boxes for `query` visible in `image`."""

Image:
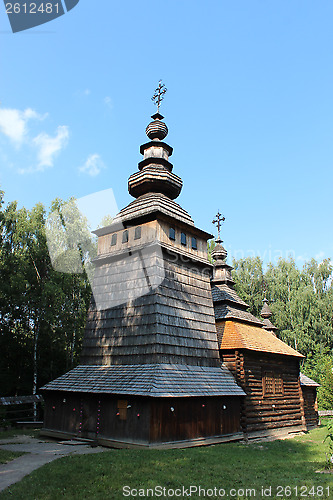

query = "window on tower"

[111,233,117,246]
[181,232,187,246]
[122,230,129,243]
[191,237,197,250]
[134,226,141,240]
[169,227,176,241]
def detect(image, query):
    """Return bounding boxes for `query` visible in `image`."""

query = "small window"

[191,237,197,250]
[117,400,127,421]
[122,230,128,243]
[181,232,187,246]
[111,233,117,246]
[169,227,175,241]
[263,372,274,396]
[263,371,283,397]
[134,226,141,240]
[275,375,284,395]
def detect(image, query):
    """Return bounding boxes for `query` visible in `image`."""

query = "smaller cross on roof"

[212,211,225,240]
[152,80,167,113]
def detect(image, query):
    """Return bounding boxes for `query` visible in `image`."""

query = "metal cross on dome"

[212,211,225,240]
[152,80,167,112]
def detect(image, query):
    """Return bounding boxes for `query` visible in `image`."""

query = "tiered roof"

[42,109,245,398]
[210,229,303,358]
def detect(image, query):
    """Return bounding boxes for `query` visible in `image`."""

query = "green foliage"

[97,214,114,228]
[0,192,93,396]
[232,256,264,318]
[207,239,215,264]
[318,359,333,410]
[324,420,333,468]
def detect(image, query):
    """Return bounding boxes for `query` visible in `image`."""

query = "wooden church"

[41,87,318,446]
[41,88,246,448]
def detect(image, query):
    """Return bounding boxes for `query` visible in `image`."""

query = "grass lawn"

[1,423,333,499]
[0,428,40,440]
[0,449,24,464]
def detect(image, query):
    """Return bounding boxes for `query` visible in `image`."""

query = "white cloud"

[79,154,106,177]
[315,251,325,262]
[104,96,113,109]
[33,125,69,169]
[0,107,46,146]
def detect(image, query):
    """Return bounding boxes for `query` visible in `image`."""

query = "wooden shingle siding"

[81,251,221,368]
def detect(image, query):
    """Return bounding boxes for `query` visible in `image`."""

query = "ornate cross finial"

[152,80,167,113]
[212,210,225,240]
[262,279,267,300]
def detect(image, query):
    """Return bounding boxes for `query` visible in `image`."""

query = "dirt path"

[0,435,108,493]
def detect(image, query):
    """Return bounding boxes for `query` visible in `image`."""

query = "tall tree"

[232,256,264,318]
[0,193,93,399]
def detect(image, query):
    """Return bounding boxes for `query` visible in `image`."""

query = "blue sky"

[0,0,332,267]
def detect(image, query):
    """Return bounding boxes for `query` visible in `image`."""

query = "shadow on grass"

[0,426,332,499]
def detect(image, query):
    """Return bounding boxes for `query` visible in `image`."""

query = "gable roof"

[216,320,304,358]
[214,303,264,326]
[211,284,264,327]
[211,284,249,307]
[300,372,320,387]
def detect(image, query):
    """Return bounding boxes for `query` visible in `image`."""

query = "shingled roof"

[112,192,195,226]
[214,304,264,326]
[41,364,245,397]
[300,373,320,387]
[216,320,304,358]
[211,284,249,307]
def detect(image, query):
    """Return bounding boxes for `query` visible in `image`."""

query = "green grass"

[1,424,333,499]
[0,428,40,440]
[0,449,24,464]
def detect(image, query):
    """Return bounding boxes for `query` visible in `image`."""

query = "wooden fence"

[0,395,44,427]
[318,410,333,417]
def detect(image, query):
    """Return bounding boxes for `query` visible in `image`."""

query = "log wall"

[221,350,303,433]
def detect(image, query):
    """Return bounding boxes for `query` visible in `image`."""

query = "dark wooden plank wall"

[43,392,81,435]
[44,393,241,444]
[99,396,150,442]
[222,350,303,433]
[44,393,151,442]
[150,397,241,442]
[301,387,319,429]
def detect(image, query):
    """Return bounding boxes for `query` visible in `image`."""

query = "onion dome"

[128,113,183,200]
[211,240,228,262]
[146,113,168,141]
[261,298,278,334]
[211,239,235,287]
[261,298,272,319]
